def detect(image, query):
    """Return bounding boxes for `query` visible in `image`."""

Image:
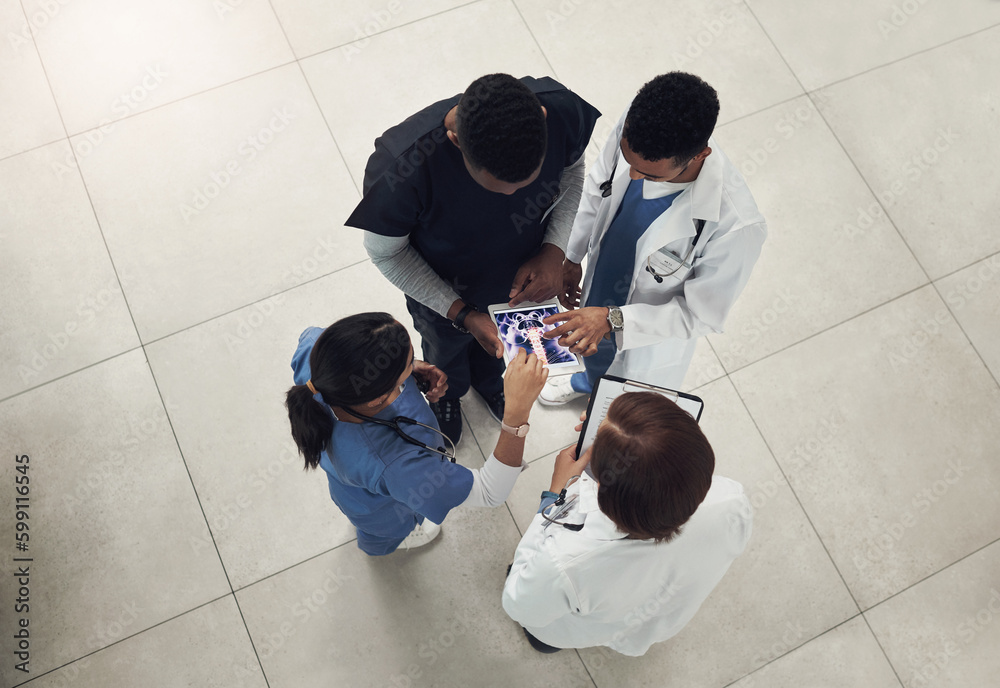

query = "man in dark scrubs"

[347,73,600,443]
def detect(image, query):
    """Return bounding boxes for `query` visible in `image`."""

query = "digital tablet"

[487,300,584,375]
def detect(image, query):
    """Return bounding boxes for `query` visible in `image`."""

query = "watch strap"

[453,303,476,333]
[500,420,530,437]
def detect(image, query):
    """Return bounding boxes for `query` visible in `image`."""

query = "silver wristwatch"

[607,306,624,333]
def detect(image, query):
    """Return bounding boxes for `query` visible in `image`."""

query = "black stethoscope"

[338,383,457,462]
[540,475,585,531]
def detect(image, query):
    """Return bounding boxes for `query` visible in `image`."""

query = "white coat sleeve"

[502,514,579,628]
[565,112,627,264]
[618,222,766,351]
[461,454,525,508]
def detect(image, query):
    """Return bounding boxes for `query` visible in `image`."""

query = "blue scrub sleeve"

[381,451,474,525]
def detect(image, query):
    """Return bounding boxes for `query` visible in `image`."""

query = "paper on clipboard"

[575,376,704,458]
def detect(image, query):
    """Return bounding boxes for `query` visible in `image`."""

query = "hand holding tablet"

[487,299,584,375]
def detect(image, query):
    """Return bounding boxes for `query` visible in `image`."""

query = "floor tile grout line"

[929,281,1000,390]
[144,365,239,599]
[137,258,370,347]
[508,0,561,80]
[717,280,932,379]
[858,612,907,688]
[793,20,1000,95]
[231,537,359,596]
[718,612,866,687]
[1,346,144,405]
[287,0,486,63]
[741,3,933,285]
[9,591,236,688]
[291,59,361,199]
[572,648,600,688]
[1,0,500,169]
[852,535,1000,687]
[724,376,865,614]
[858,535,1000,614]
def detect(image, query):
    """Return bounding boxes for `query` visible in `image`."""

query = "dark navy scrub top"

[346,76,600,309]
[291,327,474,555]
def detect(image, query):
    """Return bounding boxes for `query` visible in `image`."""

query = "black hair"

[285,313,410,470]
[623,72,719,164]
[455,73,547,183]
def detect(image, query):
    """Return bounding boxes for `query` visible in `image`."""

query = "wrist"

[502,409,531,427]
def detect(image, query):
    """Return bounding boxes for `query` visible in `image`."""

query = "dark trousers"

[405,296,504,402]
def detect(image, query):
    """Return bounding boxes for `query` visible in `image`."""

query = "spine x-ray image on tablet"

[487,300,584,375]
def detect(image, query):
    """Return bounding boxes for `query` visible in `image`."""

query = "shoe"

[398,519,441,550]
[429,399,462,445]
[522,627,562,654]
[538,376,587,406]
[481,390,505,425]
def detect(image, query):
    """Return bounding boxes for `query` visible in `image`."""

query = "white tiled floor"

[1,1,998,686]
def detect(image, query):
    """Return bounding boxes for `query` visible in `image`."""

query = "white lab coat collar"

[630,137,723,278]
[576,474,628,541]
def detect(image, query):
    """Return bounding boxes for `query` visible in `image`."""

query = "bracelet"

[452,303,476,333]
[540,490,559,501]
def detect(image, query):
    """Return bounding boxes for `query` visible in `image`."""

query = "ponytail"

[286,384,334,470]
[286,312,410,470]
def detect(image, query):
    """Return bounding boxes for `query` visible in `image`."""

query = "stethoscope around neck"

[337,387,457,462]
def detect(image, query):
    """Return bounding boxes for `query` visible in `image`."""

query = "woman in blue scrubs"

[286,312,548,555]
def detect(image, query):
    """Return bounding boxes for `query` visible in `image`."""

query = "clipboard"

[575,375,704,458]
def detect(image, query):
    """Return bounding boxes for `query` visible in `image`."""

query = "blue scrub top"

[291,327,474,554]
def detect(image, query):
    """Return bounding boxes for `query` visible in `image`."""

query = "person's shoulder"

[290,326,324,383]
[372,94,457,162]
[704,145,767,235]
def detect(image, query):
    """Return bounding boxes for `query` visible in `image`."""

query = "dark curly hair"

[455,74,547,183]
[623,72,719,164]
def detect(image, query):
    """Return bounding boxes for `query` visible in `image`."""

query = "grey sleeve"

[362,232,460,318]
[542,153,586,253]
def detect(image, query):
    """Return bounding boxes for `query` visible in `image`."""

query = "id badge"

[648,247,691,277]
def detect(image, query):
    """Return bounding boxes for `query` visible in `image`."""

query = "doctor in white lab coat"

[541,73,767,398]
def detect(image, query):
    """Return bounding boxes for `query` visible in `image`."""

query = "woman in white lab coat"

[542,73,767,395]
[502,392,752,655]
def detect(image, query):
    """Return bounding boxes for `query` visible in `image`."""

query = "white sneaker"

[398,519,441,550]
[538,375,587,406]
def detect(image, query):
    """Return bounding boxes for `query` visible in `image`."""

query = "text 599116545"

[13,453,32,674]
